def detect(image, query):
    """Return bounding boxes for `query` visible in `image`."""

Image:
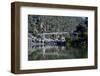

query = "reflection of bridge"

[29,45,66,57]
[28,32,69,54]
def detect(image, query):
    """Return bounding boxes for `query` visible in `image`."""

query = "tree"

[72,20,88,48]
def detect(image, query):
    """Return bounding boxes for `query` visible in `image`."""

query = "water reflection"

[28,44,88,60]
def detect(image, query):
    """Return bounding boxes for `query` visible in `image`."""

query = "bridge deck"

[38,32,69,35]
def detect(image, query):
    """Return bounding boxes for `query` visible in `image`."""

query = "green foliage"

[65,37,72,47]
[65,18,88,49]
[71,23,88,49]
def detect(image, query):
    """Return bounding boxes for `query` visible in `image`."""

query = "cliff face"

[28,15,86,35]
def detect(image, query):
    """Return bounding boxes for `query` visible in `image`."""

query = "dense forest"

[28,15,85,34]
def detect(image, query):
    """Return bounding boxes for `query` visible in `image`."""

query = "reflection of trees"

[28,45,87,60]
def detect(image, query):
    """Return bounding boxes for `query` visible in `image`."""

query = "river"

[28,45,87,61]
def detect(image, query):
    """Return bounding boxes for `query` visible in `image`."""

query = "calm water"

[28,45,88,60]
